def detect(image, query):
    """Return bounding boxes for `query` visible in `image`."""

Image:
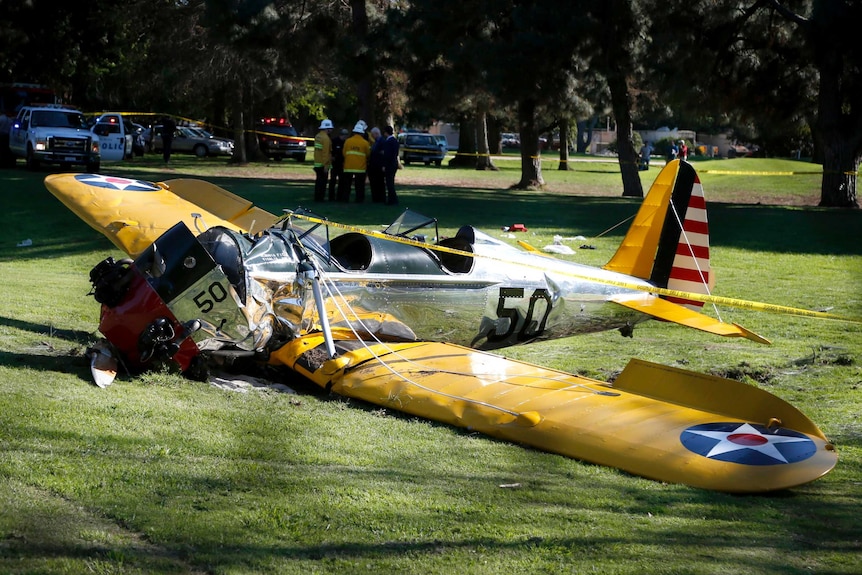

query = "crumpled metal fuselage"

[178,222,655,356]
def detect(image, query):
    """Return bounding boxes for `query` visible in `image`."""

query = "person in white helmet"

[338,121,371,202]
[313,119,334,201]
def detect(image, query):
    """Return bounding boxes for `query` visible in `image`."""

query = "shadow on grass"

[0,315,94,344]
[3,437,859,574]
[0,315,95,380]
[0,350,92,382]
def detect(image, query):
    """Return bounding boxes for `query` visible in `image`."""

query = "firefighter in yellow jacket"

[337,121,371,203]
[313,119,333,201]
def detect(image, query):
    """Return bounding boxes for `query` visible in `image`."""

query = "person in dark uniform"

[367,127,386,203]
[328,128,347,201]
[382,126,400,205]
[160,116,177,164]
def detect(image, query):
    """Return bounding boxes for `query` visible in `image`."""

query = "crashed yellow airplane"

[44,161,838,493]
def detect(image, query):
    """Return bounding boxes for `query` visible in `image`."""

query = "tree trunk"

[515,98,543,189]
[558,118,572,171]
[475,102,497,171]
[607,73,643,198]
[211,82,227,140]
[576,118,596,154]
[770,0,859,207]
[350,0,373,123]
[819,141,860,208]
[489,117,502,155]
[450,113,477,168]
[811,3,860,207]
[230,82,247,165]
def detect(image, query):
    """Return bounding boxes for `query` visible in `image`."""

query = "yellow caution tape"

[700,169,858,176]
[88,111,315,142]
[253,128,313,143]
[698,169,823,176]
[283,211,862,325]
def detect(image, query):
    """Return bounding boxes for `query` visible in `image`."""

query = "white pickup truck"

[8,105,101,171]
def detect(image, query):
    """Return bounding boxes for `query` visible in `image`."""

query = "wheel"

[403,159,411,166]
[193,144,208,158]
[273,156,283,162]
[86,161,100,173]
[25,145,40,171]
[435,159,443,167]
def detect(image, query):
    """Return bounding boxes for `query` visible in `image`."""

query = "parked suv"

[8,105,101,171]
[256,118,306,162]
[397,132,448,166]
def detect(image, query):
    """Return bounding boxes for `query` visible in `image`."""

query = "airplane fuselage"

[221,225,655,353]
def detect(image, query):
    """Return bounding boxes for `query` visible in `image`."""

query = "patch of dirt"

[708,362,776,384]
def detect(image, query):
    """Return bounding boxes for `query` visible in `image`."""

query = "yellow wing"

[44,173,277,256]
[270,333,835,493]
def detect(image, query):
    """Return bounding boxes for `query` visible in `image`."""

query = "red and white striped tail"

[665,175,710,309]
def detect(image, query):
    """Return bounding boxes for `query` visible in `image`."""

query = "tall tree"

[649,0,859,208]
[494,3,595,188]
[592,0,651,197]
[194,0,343,160]
[348,0,373,122]
[768,0,860,207]
[475,99,496,171]
[0,0,179,108]
[397,0,594,188]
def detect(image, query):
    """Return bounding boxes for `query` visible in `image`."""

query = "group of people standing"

[641,139,691,170]
[668,139,689,163]
[313,119,400,206]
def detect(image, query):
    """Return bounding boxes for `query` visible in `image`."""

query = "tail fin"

[603,160,710,309]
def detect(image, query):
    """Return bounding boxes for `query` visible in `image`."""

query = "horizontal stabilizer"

[610,293,770,344]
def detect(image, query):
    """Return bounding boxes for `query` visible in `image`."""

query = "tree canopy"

[0,0,857,206]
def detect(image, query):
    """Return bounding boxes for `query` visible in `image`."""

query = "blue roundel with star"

[680,422,816,466]
[75,174,161,192]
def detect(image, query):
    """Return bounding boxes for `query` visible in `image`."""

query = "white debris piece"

[209,372,296,394]
[542,234,575,255]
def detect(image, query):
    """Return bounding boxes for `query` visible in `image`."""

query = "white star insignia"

[78,174,157,191]
[687,422,810,463]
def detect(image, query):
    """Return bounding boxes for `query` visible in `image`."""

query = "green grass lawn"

[1,156,860,574]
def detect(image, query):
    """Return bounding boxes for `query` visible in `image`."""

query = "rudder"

[603,160,710,309]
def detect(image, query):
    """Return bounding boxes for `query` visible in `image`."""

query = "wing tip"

[734,323,772,345]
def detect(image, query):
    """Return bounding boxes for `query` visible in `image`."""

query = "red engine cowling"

[96,267,201,373]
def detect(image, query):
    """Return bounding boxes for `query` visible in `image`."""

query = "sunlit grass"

[0,159,859,574]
